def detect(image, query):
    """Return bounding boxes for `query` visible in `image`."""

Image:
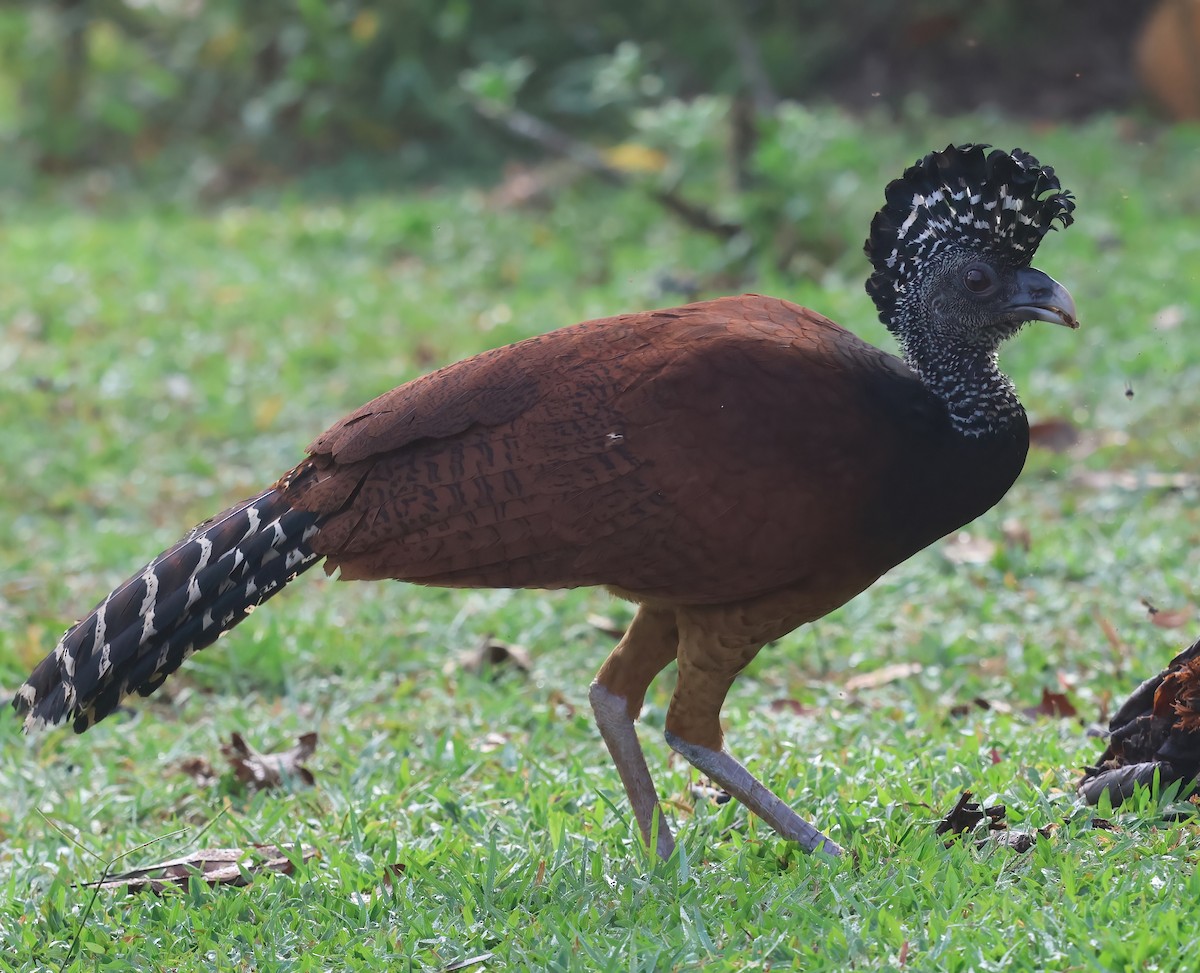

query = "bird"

[14,144,1078,859]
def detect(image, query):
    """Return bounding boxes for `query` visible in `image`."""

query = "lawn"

[2,113,1200,971]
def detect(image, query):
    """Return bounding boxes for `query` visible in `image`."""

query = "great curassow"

[15,144,1078,859]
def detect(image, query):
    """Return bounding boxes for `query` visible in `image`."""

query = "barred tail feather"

[13,488,321,733]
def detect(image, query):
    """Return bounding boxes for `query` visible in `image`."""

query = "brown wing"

[283,295,1008,605]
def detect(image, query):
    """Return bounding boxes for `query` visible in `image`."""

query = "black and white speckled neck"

[908,342,1024,438]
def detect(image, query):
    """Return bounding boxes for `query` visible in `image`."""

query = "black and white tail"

[13,488,321,733]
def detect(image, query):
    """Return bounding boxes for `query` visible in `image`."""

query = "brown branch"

[470,95,744,242]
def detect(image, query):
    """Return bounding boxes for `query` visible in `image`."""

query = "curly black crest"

[864,144,1075,324]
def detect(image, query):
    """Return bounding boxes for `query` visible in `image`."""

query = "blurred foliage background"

[0,0,1143,177]
[0,0,1159,275]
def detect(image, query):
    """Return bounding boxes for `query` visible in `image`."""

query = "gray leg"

[666,731,843,856]
[664,613,842,856]
[589,606,680,859]
[590,682,675,859]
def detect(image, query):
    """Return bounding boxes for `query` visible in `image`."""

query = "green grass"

[3,114,1200,971]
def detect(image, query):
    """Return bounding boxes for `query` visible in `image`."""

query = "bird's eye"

[963,265,995,295]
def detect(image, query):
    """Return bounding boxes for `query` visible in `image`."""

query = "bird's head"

[864,144,1077,365]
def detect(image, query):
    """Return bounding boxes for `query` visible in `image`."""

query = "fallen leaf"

[221,732,317,791]
[904,12,961,46]
[178,756,218,788]
[1028,417,1080,453]
[447,635,532,678]
[82,844,316,894]
[769,697,812,716]
[949,697,992,717]
[935,790,1006,837]
[690,782,731,805]
[992,828,1052,852]
[1147,611,1195,633]
[1094,611,1127,656]
[586,614,627,639]
[947,696,1014,718]
[1000,517,1031,552]
[253,394,285,431]
[545,688,576,719]
[935,791,1049,853]
[443,954,496,972]
[355,863,409,907]
[486,160,579,209]
[845,662,923,693]
[1142,598,1192,629]
[1079,638,1200,806]
[477,731,510,754]
[1023,688,1078,720]
[410,339,440,369]
[1153,304,1186,330]
[941,531,996,565]
[603,142,669,174]
[1071,470,1197,491]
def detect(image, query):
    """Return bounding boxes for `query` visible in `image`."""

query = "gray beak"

[1008,268,1079,330]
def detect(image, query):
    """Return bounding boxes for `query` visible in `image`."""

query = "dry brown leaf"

[82,844,316,894]
[221,732,317,791]
[992,828,1052,853]
[936,791,1006,837]
[1142,598,1192,629]
[949,696,992,717]
[1079,639,1200,805]
[545,688,576,719]
[935,791,1049,853]
[409,339,441,370]
[690,782,731,805]
[1000,517,1031,552]
[1023,687,1078,720]
[1152,610,1193,630]
[769,697,812,716]
[178,756,218,788]
[845,662,923,693]
[447,636,532,678]
[948,696,1014,717]
[941,531,996,565]
[486,160,579,209]
[1028,417,1080,453]
[1094,612,1126,654]
[586,614,627,639]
